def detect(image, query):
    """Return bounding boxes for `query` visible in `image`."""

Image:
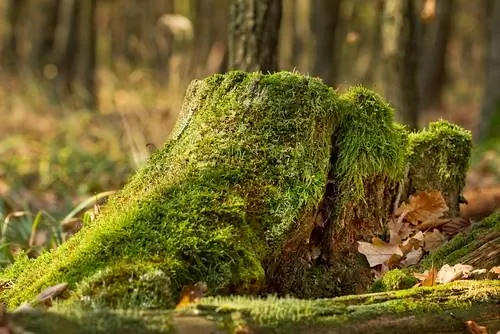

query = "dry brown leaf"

[422,265,438,287]
[489,266,500,279]
[400,248,423,267]
[414,265,438,286]
[388,217,403,245]
[175,282,208,309]
[388,216,414,245]
[423,229,446,251]
[437,264,473,283]
[395,191,448,225]
[357,238,403,268]
[441,217,472,238]
[465,320,488,334]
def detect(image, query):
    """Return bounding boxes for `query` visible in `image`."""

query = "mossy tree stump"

[0,72,472,310]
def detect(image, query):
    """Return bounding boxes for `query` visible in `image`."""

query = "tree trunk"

[381,0,420,130]
[478,0,500,143]
[73,0,97,108]
[362,0,384,86]
[419,0,453,112]
[311,0,342,86]
[52,0,96,108]
[228,0,282,72]
[0,0,25,71]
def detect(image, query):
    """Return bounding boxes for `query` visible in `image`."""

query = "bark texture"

[311,0,342,86]
[479,0,500,143]
[381,0,420,130]
[419,0,453,111]
[228,0,282,72]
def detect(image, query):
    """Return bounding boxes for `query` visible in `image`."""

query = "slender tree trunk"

[479,0,500,143]
[381,0,420,130]
[419,0,453,111]
[311,0,342,86]
[228,0,282,72]
[0,0,25,71]
[362,0,385,86]
[73,0,96,108]
[52,0,96,108]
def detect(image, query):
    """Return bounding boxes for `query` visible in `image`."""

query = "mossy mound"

[0,72,471,310]
[369,268,418,292]
[406,121,472,217]
[1,72,343,308]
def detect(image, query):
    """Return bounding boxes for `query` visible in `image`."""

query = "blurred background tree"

[0,0,498,242]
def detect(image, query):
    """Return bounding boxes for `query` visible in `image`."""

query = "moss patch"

[407,120,472,217]
[370,269,418,292]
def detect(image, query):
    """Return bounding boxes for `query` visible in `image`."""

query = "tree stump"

[0,72,472,311]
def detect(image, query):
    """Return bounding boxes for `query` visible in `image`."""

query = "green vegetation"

[407,120,472,216]
[370,269,418,292]
[0,71,340,308]
[0,72,475,316]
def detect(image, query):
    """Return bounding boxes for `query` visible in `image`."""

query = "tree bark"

[362,0,384,86]
[419,0,453,112]
[478,0,500,143]
[228,0,282,72]
[0,0,25,71]
[381,0,420,130]
[311,0,342,86]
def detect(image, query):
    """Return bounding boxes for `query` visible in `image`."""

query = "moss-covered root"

[421,212,500,269]
[407,120,472,217]
[187,280,500,334]
[7,280,499,334]
[0,71,340,309]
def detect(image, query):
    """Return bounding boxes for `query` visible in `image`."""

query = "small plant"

[0,191,114,269]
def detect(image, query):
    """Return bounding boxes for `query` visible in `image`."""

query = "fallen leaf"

[437,264,473,283]
[175,282,208,309]
[400,231,424,255]
[357,238,403,268]
[423,229,446,251]
[415,265,438,287]
[400,248,423,267]
[395,191,448,225]
[465,320,488,334]
[489,266,500,279]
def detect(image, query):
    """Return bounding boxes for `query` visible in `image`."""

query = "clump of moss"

[334,86,408,206]
[0,71,340,308]
[407,120,472,217]
[370,269,418,292]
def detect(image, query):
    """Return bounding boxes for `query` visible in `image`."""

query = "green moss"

[335,86,408,206]
[407,120,472,216]
[370,269,418,292]
[0,71,340,308]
